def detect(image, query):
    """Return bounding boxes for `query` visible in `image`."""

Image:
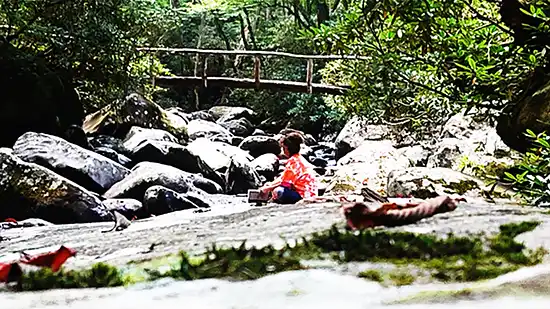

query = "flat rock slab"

[1,198,549,268]
[3,268,550,309]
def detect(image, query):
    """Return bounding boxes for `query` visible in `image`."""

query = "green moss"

[442,179,480,195]
[20,263,126,291]
[388,271,415,286]
[358,269,384,282]
[15,221,547,291]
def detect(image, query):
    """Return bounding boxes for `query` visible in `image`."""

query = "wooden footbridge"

[137,47,369,96]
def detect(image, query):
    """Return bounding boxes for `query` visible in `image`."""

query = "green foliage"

[146,222,545,284]
[20,263,125,291]
[358,269,384,282]
[0,0,180,111]
[300,0,545,135]
[504,129,550,205]
[12,221,545,291]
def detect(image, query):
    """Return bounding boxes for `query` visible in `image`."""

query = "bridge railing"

[137,47,370,95]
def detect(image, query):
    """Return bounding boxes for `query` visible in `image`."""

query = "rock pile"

[0,93,519,224]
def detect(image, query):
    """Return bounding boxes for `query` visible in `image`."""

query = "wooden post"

[306,59,313,94]
[149,53,155,88]
[202,56,208,88]
[254,56,261,90]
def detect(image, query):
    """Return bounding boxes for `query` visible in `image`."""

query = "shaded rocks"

[13,132,130,193]
[122,126,179,153]
[219,118,255,137]
[187,119,232,140]
[335,116,391,160]
[143,186,211,216]
[251,153,280,181]
[82,93,187,141]
[128,140,224,188]
[225,156,263,194]
[238,135,281,158]
[88,135,127,154]
[0,148,113,224]
[209,106,256,123]
[496,76,550,152]
[103,162,222,201]
[102,198,146,220]
[386,167,497,199]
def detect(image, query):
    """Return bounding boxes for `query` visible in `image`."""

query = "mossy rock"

[83,93,187,142]
[0,148,114,223]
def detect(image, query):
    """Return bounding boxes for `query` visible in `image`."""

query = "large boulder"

[122,126,179,154]
[0,44,83,148]
[209,106,256,123]
[427,112,518,176]
[129,140,225,187]
[238,135,281,158]
[143,186,211,216]
[0,149,113,224]
[102,198,146,220]
[13,132,130,193]
[225,156,263,194]
[82,93,187,142]
[186,119,233,140]
[219,118,255,137]
[88,135,127,154]
[251,153,280,181]
[103,162,222,200]
[386,167,510,199]
[187,138,253,172]
[497,77,550,152]
[334,116,391,160]
[325,140,411,195]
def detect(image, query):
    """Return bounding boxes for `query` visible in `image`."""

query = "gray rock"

[252,129,266,136]
[13,132,130,193]
[386,167,488,198]
[82,93,187,141]
[0,149,113,224]
[219,118,254,137]
[187,110,216,122]
[335,116,391,160]
[209,106,256,123]
[225,155,263,194]
[187,138,253,172]
[122,126,179,153]
[239,135,281,158]
[251,153,280,181]
[129,140,225,188]
[103,162,223,200]
[102,198,146,220]
[88,135,127,154]
[93,147,132,168]
[398,145,432,167]
[187,119,233,140]
[325,140,411,195]
[143,186,203,215]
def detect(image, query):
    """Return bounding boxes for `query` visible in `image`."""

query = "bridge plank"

[156,76,350,95]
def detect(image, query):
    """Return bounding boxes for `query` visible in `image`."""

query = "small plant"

[358,269,384,282]
[504,129,550,205]
[388,271,415,286]
[20,263,126,291]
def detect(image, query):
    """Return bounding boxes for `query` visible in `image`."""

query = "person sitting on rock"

[259,132,318,204]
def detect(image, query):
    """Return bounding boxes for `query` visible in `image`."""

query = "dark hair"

[280,132,304,156]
